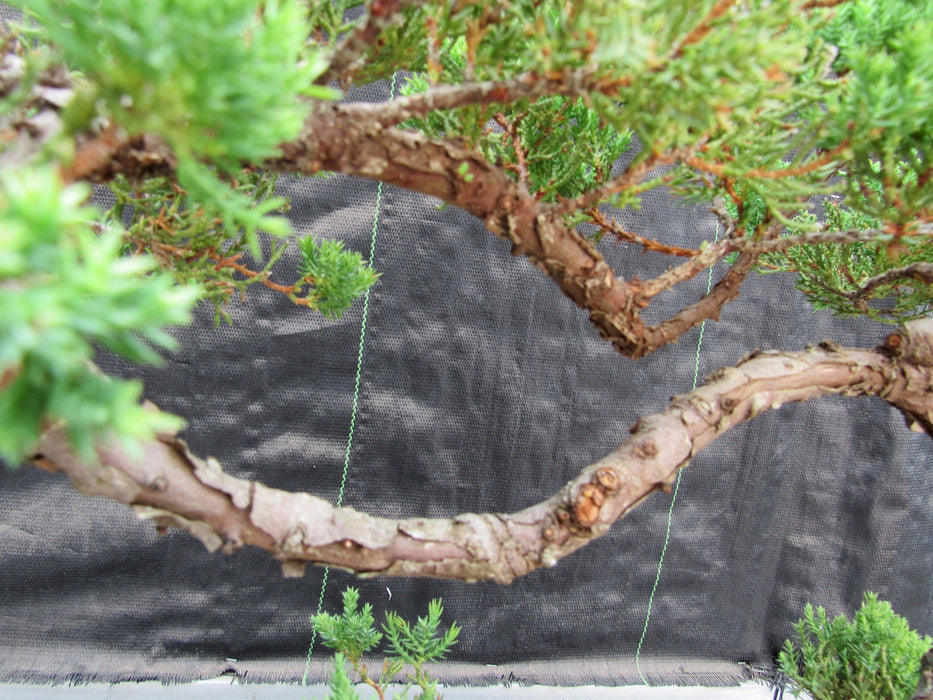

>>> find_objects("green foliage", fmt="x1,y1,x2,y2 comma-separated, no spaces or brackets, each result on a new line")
297,238,380,320
313,587,384,662
0,1,380,462
105,174,289,324
327,653,364,700
18,0,327,167
0,167,198,463
762,200,933,323
778,591,932,700
818,0,933,75
815,2,933,223
382,599,461,698
15,0,336,256
311,587,460,700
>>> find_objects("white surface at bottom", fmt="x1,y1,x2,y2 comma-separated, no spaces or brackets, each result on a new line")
0,680,786,698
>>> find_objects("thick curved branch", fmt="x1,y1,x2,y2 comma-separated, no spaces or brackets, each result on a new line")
27,322,933,583
272,101,751,357
29,61,931,358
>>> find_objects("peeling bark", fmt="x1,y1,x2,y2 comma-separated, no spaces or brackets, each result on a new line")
27,330,933,583
270,101,679,357
12,46,759,357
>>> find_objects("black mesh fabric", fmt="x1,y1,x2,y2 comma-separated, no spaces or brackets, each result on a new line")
0,30,931,686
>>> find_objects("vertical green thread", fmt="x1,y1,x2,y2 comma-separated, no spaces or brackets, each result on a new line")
301,72,398,688
634,223,720,685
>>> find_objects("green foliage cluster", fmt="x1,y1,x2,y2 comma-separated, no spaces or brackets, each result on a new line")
818,5,933,224
105,173,379,324
819,0,933,76
312,587,460,700
778,591,932,700
0,167,198,463
105,173,289,323
388,2,829,200
694,0,933,322
14,0,334,256
763,200,933,323
0,1,381,462
297,238,380,320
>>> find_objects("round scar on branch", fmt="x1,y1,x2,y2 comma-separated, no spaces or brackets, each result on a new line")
595,467,619,491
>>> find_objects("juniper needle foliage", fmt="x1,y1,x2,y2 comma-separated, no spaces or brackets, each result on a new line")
0,168,198,463
312,587,460,700
16,0,333,253
778,591,932,700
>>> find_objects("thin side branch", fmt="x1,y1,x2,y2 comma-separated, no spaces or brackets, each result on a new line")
586,207,700,258
634,238,734,299
685,144,847,181
315,0,416,88
342,71,596,129
731,224,933,255
28,325,933,583
843,262,933,313
647,249,759,345
549,148,689,216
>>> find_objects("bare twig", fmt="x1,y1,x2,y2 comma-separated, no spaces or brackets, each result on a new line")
634,238,735,299
363,72,592,128
685,144,847,181
585,207,699,258
730,224,933,255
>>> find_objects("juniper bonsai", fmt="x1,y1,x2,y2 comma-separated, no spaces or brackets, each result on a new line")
3,0,933,582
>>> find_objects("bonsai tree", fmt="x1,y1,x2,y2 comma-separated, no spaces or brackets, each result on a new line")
2,0,933,583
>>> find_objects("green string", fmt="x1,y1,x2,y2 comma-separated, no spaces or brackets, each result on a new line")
634,223,720,686
301,73,398,688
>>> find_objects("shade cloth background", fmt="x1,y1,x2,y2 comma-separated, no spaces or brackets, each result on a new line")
0,11,931,686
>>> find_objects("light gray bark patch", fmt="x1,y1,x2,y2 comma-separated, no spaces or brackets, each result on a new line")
132,505,224,553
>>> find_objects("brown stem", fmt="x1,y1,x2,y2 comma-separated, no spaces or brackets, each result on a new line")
586,207,699,258
842,262,933,313
800,0,853,9
315,0,415,88
646,249,759,346
672,0,736,59
340,71,595,130
731,224,933,255
353,660,385,700
549,149,688,217
635,239,734,299
27,326,933,583
493,112,530,189
685,144,847,182
207,249,311,303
